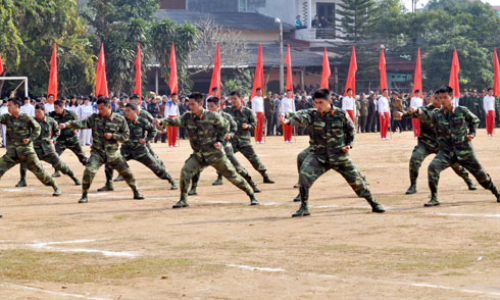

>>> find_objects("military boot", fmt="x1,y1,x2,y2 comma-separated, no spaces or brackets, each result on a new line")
69,173,81,186
250,194,259,206
490,184,500,202
248,177,261,193
52,170,61,178
133,190,145,200
188,187,197,196
163,173,178,190
212,174,223,186
15,179,27,187
293,193,301,202
405,183,417,195
424,195,440,207
173,196,189,209
293,183,299,188
366,196,385,213
78,192,88,203
114,175,124,182
292,187,310,217
263,173,275,184
97,182,114,192
52,185,62,197
466,179,477,191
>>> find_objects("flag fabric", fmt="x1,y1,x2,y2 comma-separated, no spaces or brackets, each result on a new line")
208,44,221,98
379,47,387,92
284,44,293,93
448,47,460,98
169,42,178,96
95,43,109,98
494,47,500,97
133,44,142,102
250,44,264,100
344,46,357,96
412,48,422,97
321,47,331,89
47,43,58,103
0,53,3,75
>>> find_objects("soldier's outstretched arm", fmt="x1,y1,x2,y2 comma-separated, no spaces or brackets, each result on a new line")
27,115,41,141
64,116,91,130
158,115,184,128
286,110,313,127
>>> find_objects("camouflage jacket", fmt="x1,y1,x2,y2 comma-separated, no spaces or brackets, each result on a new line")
286,109,315,146
219,110,238,148
0,112,40,156
159,109,228,162
404,103,439,151
121,116,156,154
287,107,355,157
424,106,479,159
49,109,79,140
139,108,154,123
33,116,60,154
223,105,256,146
65,112,129,153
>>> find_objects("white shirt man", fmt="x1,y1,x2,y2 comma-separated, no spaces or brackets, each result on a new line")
251,89,265,143
410,92,423,139
484,94,495,112
280,91,296,143
280,96,296,114
378,92,391,140
484,89,496,136
79,100,94,145
166,94,181,147
410,96,423,109
0,101,8,147
251,95,264,115
342,95,356,114
378,96,390,114
45,95,55,113
20,99,35,116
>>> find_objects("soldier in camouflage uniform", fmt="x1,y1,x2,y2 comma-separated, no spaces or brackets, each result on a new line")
15,104,81,187
280,89,385,217
99,103,177,191
59,97,144,203
105,94,167,186
400,94,476,195
50,100,88,177
222,90,274,185
154,93,258,208
188,97,260,195
417,86,500,206
0,98,61,196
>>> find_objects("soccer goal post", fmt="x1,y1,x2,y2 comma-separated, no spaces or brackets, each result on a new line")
0,77,29,98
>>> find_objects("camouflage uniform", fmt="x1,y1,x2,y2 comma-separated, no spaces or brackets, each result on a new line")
102,115,176,189
159,109,257,208
49,109,88,167
139,109,165,168
0,113,60,194
223,105,273,183
403,103,475,194
286,107,384,217
17,116,80,186
189,110,259,194
422,105,499,205
65,112,142,203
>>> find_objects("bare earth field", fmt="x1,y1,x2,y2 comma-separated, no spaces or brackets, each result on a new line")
1,131,500,300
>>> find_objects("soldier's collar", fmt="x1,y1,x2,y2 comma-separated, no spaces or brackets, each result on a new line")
128,116,138,125
102,112,114,122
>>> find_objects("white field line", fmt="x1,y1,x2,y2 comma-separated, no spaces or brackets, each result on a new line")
226,263,500,298
26,239,139,258
0,283,112,300
432,212,500,219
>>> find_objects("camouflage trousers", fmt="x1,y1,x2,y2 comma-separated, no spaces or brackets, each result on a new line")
410,143,471,185
428,151,498,198
103,147,175,184
56,136,88,166
20,149,77,181
0,150,57,188
191,144,255,189
147,142,166,169
233,143,267,176
299,152,371,202
83,150,137,193
180,151,254,200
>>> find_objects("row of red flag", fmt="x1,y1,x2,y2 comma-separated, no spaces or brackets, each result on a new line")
0,44,499,102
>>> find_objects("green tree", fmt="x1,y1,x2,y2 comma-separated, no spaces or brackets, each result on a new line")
336,0,376,44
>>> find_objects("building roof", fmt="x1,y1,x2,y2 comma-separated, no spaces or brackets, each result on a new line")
156,10,295,32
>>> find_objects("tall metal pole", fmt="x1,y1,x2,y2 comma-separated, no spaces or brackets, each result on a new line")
278,19,284,94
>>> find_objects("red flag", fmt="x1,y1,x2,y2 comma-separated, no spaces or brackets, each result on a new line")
379,47,387,92
344,46,357,96
412,48,422,97
208,44,221,98
169,42,178,96
95,43,109,98
284,44,293,93
133,44,142,102
494,47,500,97
0,53,3,75
321,47,331,89
448,47,460,98
250,44,264,100
47,43,58,103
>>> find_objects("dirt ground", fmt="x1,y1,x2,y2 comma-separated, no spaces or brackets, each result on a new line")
1,131,500,300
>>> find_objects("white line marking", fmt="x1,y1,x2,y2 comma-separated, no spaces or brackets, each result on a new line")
2,188,34,192
226,264,285,272
0,283,112,300
27,239,139,258
433,212,500,218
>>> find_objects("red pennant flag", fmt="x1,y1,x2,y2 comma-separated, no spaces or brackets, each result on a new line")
208,44,221,98
250,44,265,101
448,47,460,98
344,46,357,96
47,43,58,103
412,48,422,97
321,47,331,89
95,43,109,98
379,47,388,92
284,44,293,93
0,53,3,75
133,44,142,102
494,47,500,97
169,42,178,96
